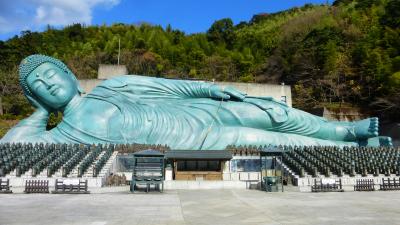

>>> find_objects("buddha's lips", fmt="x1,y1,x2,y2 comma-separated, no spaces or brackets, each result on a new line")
49,85,60,95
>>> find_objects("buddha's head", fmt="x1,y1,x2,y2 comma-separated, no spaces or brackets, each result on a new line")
19,54,84,110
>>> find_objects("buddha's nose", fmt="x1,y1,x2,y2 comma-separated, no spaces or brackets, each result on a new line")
47,84,55,89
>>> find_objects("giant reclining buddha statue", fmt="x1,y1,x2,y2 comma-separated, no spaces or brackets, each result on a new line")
0,55,393,149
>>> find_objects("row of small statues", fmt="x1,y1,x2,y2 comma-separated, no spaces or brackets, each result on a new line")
225,145,274,155
105,174,127,186
226,144,399,151
114,144,170,154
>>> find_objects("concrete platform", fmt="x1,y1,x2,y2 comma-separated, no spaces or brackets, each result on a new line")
0,188,400,225
164,180,248,189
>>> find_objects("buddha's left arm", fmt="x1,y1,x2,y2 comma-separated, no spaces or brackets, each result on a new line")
96,75,244,100
153,77,219,99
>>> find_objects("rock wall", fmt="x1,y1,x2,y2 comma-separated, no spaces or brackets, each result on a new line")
97,64,128,79
323,107,367,121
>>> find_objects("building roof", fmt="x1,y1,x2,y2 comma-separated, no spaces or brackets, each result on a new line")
133,149,164,157
259,147,284,157
165,150,232,160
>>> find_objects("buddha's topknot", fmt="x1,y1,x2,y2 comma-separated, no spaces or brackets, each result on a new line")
19,54,75,96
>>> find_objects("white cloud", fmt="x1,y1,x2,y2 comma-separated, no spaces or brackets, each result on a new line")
0,0,120,35
32,0,120,26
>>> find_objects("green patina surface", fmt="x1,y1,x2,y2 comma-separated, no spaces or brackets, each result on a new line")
0,55,393,148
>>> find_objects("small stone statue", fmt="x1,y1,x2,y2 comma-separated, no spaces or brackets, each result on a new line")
0,55,392,149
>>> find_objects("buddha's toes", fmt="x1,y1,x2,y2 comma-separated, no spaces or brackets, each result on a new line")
379,136,393,147
354,117,379,139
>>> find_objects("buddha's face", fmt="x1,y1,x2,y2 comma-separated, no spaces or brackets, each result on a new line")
26,62,78,109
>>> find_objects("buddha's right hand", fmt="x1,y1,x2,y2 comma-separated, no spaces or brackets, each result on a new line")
26,95,50,115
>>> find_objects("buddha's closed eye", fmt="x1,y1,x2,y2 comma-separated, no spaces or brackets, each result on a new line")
32,81,43,91
45,69,56,78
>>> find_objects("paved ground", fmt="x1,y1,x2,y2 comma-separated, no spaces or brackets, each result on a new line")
1,187,400,225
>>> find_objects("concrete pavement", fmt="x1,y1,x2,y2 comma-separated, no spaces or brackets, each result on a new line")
0,187,399,225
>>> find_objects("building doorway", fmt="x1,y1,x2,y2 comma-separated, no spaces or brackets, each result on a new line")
165,150,232,181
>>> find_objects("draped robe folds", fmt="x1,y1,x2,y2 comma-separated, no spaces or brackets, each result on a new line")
0,75,359,149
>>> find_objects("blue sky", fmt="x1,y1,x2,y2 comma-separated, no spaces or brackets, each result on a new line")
0,0,333,41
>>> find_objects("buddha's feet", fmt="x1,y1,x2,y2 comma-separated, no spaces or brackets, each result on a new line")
379,136,393,147
354,117,379,139
360,136,393,147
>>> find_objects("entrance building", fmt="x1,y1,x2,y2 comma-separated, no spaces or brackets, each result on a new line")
115,147,268,185
165,150,232,181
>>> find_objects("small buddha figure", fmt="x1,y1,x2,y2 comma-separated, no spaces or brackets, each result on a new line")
0,55,392,149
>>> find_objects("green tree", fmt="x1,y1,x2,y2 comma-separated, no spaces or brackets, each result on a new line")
207,18,235,48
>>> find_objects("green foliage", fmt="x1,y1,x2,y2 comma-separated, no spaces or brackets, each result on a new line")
333,0,355,6
380,0,400,28
355,0,381,9
47,112,63,130
0,0,399,127
207,18,235,48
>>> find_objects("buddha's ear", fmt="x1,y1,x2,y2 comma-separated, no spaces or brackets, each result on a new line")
77,84,86,95
67,68,85,95
73,76,85,95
